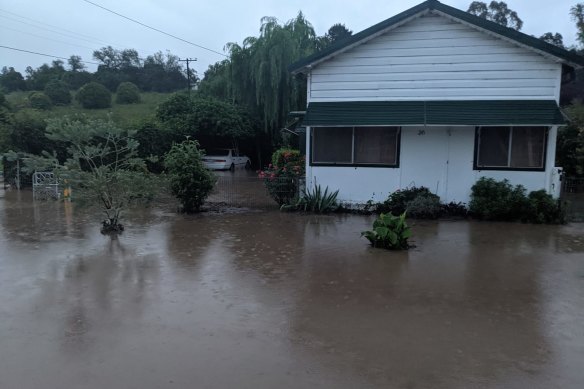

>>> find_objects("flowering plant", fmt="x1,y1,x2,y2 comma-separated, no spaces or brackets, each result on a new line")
258,148,305,205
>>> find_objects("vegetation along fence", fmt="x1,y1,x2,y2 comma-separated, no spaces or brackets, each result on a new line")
207,174,305,209
561,177,584,221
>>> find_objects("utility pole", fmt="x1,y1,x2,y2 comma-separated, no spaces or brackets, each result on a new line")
179,58,197,97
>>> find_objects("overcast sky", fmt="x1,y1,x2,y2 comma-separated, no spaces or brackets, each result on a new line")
0,0,580,76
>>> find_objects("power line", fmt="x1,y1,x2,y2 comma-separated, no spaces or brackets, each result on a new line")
81,0,228,57
0,45,101,65
0,25,96,51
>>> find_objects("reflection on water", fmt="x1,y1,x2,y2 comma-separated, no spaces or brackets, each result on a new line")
0,190,583,389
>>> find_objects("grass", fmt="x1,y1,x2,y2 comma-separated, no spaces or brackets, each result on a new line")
6,91,172,127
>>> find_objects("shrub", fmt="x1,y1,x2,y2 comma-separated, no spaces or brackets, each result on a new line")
116,82,141,104
469,178,530,221
378,186,439,215
259,148,305,206
526,190,565,224
441,202,469,218
292,185,339,213
165,139,216,213
28,92,52,110
406,194,441,219
361,212,411,250
76,82,111,109
44,80,71,105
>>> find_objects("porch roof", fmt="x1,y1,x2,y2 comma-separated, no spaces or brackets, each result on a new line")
301,100,566,127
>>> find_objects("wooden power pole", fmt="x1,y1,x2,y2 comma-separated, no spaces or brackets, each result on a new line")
179,58,197,97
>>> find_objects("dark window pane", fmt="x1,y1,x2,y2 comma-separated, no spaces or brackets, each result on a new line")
478,127,510,167
510,127,546,168
312,127,353,163
354,127,398,164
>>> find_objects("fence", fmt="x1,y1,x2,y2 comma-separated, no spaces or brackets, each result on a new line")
561,177,584,221
207,173,305,209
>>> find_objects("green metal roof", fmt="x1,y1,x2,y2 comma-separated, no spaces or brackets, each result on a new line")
290,0,584,73
302,100,566,126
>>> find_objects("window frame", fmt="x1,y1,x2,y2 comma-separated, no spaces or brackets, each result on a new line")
310,126,401,168
473,126,548,172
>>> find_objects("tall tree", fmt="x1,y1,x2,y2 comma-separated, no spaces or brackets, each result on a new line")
467,1,523,30
572,3,584,46
320,23,353,48
67,55,86,72
539,32,564,47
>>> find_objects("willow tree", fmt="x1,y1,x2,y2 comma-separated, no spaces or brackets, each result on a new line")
217,12,318,142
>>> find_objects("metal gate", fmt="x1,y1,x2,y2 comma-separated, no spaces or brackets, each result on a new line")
561,177,584,221
32,172,60,200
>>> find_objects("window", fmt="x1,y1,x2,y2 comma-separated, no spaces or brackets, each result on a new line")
312,126,399,166
476,126,547,170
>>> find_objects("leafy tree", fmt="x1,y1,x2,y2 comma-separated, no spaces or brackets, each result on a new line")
572,3,584,46
156,94,256,140
557,102,584,176
0,67,27,92
76,82,112,109
24,116,156,233
539,32,564,47
164,139,216,213
24,61,67,90
319,23,353,48
116,81,141,104
28,92,52,110
44,80,71,105
67,55,86,72
62,70,93,90
467,1,523,30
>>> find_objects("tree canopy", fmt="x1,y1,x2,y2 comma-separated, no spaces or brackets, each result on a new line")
467,1,523,30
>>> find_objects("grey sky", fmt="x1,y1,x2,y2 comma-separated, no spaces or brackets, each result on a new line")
0,0,580,76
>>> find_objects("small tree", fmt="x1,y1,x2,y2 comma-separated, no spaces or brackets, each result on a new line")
76,81,111,109
116,81,141,104
28,92,52,110
44,80,71,105
164,139,216,213
23,115,155,234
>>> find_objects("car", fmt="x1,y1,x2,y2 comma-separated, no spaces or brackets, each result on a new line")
202,148,251,171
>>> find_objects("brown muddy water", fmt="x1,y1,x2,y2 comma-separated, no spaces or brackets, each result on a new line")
1,189,583,389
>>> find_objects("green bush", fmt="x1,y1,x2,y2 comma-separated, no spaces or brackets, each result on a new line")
441,202,468,218
115,82,141,104
361,212,411,250
526,190,565,224
76,82,111,109
406,194,442,219
164,139,216,213
259,148,305,206
378,186,439,215
469,178,530,221
43,80,71,105
28,92,52,110
291,184,339,213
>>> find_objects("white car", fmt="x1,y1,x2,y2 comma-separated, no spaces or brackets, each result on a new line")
202,149,251,171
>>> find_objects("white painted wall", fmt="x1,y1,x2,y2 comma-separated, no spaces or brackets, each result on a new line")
310,13,562,102
305,126,559,205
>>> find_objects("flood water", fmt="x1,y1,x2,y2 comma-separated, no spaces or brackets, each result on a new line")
1,189,583,389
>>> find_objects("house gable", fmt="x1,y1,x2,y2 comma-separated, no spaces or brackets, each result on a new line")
307,13,564,102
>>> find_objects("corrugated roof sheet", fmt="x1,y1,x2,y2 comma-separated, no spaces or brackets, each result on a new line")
302,100,566,126
290,0,584,73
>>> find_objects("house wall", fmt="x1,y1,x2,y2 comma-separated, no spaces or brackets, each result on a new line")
309,13,562,102
305,126,560,205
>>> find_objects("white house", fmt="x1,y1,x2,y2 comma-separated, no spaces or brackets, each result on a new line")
290,0,584,205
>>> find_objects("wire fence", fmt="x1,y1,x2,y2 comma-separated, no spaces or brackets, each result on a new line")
207,174,305,210
561,177,584,221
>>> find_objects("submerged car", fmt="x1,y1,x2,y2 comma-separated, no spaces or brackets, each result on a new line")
202,149,251,171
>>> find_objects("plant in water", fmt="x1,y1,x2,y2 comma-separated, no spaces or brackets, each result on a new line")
164,139,216,213
258,148,305,206
21,115,156,234
293,184,339,213
361,212,411,250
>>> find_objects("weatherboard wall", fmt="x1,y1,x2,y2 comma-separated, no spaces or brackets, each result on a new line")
309,13,563,102
305,126,561,204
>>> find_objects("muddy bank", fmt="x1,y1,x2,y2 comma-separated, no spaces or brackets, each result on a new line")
1,190,583,388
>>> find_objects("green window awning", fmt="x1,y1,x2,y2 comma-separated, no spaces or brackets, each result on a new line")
302,100,566,127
